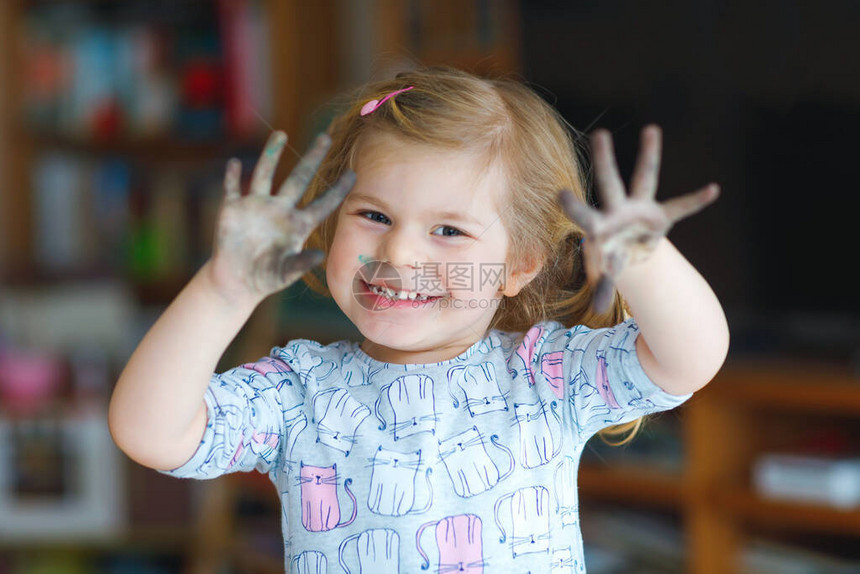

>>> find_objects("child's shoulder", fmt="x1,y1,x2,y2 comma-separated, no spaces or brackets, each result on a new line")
501,319,607,344
503,318,639,356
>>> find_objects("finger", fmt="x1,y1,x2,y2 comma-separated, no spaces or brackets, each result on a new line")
591,129,627,211
662,183,720,224
557,189,601,236
629,125,662,200
277,132,333,205
301,169,357,225
280,249,325,284
224,158,242,201
592,275,616,314
249,131,288,196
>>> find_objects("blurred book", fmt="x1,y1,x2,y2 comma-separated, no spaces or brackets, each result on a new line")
68,24,120,139
218,0,272,137
32,153,93,271
148,172,190,279
753,453,860,510
92,159,132,270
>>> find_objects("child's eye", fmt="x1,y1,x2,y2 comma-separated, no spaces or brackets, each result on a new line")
432,225,466,238
359,210,391,225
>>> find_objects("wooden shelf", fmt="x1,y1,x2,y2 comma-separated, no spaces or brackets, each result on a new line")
709,361,860,414
0,526,192,552
680,365,860,572
26,133,268,163
721,489,860,536
579,463,685,509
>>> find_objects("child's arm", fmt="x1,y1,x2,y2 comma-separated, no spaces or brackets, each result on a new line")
108,132,354,471
615,237,729,395
559,126,729,396
108,264,259,471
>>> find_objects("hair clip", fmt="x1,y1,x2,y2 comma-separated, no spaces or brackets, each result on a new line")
360,86,414,116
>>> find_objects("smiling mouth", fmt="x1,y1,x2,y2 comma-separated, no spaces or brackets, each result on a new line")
362,281,444,303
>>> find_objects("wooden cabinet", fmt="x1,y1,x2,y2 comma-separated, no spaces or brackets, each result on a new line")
580,361,860,573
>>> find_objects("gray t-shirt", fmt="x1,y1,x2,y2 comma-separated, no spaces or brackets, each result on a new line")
165,318,690,573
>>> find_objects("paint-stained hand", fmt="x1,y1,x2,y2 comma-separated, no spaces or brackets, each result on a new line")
210,131,355,302
558,125,719,313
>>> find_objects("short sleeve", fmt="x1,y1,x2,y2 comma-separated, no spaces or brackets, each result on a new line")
162,356,303,479
522,319,691,438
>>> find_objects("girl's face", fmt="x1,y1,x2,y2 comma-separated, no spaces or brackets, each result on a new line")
326,133,517,364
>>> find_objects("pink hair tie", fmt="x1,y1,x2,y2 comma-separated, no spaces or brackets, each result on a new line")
360,86,415,116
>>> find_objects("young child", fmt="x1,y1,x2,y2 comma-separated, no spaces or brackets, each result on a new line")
109,67,728,573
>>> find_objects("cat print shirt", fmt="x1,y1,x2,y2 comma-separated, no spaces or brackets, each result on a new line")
164,319,691,573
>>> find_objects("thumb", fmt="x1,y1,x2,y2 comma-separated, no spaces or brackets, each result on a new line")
279,249,325,283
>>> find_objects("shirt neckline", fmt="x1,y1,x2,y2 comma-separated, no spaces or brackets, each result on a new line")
351,335,490,369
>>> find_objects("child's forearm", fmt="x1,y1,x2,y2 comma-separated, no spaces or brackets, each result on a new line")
614,238,729,395
108,261,260,471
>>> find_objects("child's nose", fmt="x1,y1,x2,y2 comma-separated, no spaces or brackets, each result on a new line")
379,226,423,270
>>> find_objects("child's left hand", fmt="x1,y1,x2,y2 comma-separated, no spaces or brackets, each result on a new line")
558,125,719,312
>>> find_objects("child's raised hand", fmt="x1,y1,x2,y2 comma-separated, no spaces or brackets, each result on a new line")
558,125,719,313
210,131,355,303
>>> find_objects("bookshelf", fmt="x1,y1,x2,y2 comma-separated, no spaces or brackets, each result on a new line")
0,1,337,572
0,0,521,572
580,360,860,573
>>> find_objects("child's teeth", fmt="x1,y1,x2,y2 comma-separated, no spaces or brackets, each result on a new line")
369,283,435,301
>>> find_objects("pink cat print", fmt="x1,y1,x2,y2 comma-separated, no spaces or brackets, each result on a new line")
298,463,357,532
241,357,292,375
541,351,565,400
513,326,546,387
595,353,621,409
416,514,484,573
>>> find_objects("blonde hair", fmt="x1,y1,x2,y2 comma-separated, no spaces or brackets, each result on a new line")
301,66,641,443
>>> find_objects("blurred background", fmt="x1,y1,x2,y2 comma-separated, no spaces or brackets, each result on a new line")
0,1,858,573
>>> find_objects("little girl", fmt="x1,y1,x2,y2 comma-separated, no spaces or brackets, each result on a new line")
109,67,728,573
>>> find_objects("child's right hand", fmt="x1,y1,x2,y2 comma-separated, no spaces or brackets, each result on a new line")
209,131,355,304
